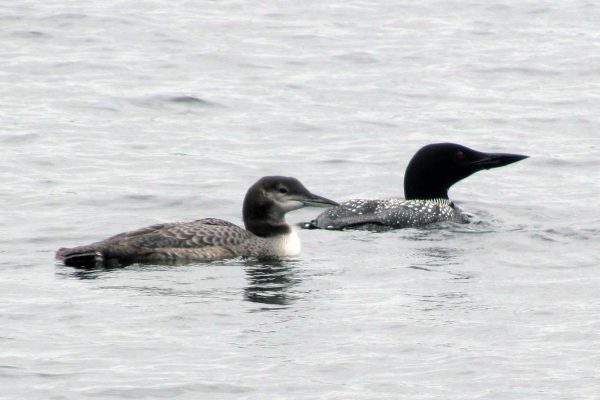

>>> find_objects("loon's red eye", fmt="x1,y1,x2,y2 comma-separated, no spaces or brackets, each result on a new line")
455,151,465,161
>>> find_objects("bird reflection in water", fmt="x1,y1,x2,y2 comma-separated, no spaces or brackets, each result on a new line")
56,258,302,307
243,259,301,307
405,244,478,312
410,246,460,270
55,263,115,280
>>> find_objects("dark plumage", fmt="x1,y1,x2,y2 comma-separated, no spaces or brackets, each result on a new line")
303,143,528,230
56,176,338,267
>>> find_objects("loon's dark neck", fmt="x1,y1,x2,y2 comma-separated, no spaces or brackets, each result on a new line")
403,164,451,200
404,182,449,200
244,218,292,238
242,193,291,238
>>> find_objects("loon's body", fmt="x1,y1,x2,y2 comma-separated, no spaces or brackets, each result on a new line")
56,176,337,267
305,143,528,230
312,198,466,230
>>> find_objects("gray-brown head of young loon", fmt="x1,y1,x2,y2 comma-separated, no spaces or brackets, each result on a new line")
242,176,339,237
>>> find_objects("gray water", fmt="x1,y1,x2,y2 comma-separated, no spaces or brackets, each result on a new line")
2,1,599,399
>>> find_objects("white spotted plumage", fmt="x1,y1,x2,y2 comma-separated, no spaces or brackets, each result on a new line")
310,198,465,230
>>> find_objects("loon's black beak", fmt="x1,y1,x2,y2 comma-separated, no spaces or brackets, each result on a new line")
301,193,339,208
469,152,529,170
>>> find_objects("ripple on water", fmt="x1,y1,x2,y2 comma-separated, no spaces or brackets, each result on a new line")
530,227,600,243
334,51,381,64
1,133,41,144
474,66,563,76
9,30,53,39
130,95,221,111
86,383,254,398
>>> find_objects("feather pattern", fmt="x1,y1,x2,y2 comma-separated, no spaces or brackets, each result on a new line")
56,176,338,267
308,198,466,230
303,143,527,230
56,218,297,267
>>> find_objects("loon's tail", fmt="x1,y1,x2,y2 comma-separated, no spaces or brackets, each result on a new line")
56,245,103,268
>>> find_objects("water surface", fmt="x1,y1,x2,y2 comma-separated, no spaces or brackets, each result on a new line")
1,1,599,399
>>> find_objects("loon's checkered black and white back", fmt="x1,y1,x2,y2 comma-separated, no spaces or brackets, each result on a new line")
307,198,467,230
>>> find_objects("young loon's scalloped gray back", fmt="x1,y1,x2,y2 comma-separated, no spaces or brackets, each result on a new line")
56,176,338,267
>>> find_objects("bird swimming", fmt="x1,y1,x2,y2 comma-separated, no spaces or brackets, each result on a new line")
303,143,528,230
56,176,338,267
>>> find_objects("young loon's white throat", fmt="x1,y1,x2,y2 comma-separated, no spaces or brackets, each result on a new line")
268,228,301,256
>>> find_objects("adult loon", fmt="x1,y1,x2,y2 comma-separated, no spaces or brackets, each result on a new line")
303,143,528,230
56,176,338,267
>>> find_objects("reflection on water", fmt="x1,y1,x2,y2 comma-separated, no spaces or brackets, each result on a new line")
55,261,174,280
243,259,301,307
415,291,477,315
55,258,303,307
414,246,474,281
399,224,477,281
408,246,463,272
55,263,112,280
407,244,476,313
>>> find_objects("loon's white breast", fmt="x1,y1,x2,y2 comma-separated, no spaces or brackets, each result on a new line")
267,228,301,256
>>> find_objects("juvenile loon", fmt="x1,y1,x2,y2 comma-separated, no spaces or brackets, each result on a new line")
303,143,528,230
56,176,338,267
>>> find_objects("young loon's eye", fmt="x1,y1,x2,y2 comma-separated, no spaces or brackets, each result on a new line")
278,187,288,194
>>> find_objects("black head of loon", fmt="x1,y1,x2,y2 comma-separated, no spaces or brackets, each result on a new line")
403,143,529,200
243,176,339,237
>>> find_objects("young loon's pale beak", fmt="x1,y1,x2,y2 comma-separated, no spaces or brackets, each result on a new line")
299,192,339,208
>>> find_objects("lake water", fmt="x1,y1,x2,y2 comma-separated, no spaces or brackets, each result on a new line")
1,1,599,399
